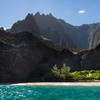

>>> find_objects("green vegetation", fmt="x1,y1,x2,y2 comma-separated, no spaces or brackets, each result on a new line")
41,64,72,81
71,70,100,81
42,64,100,82
51,64,71,81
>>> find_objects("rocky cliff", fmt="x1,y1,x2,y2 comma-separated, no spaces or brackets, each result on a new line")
9,13,100,49
0,30,77,82
10,13,76,48
79,44,100,70
10,13,40,37
0,29,100,82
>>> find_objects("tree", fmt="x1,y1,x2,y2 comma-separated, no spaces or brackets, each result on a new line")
60,64,71,80
61,64,70,74
51,64,71,81
51,64,60,78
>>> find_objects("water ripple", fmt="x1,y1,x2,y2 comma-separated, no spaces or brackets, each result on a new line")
0,85,99,100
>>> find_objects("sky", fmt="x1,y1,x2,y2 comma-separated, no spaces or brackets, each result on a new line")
0,0,100,28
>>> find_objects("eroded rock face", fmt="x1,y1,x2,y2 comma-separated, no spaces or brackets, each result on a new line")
0,30,76,82
10,14,41,37
9,13,100,49
78,44,100,70
1,24,100,82
10,13,76,48
0,30,42,82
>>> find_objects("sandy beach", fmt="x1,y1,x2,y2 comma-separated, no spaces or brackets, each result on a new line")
12,82,100,86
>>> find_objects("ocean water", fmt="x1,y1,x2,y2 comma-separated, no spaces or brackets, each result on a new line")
0,85,100,100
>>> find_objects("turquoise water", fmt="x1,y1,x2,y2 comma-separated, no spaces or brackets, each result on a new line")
0,85,100,100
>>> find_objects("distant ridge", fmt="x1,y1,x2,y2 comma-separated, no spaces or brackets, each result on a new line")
9,13,76,48
9,12,100,49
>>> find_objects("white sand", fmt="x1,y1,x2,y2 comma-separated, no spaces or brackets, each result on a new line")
12,82,100,86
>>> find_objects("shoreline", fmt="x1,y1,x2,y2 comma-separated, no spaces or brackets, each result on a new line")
12,82,100,86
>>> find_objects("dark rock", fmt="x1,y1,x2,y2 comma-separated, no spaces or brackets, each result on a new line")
10,13,76,48
0,30,76,82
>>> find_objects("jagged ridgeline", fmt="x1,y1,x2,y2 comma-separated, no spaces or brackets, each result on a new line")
9,13,76,49
0,12,100,83
8,13,100,49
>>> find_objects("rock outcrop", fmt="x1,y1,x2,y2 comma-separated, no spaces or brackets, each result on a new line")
9,13,100,49
0,29,100,82
79,44,100,70
0,30,76,82
10,13,76,48
10,14,41,37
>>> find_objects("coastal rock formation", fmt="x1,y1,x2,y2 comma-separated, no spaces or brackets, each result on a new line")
0,29,100,82
1,13,100,82
79,44,100,70
10,13,41,37
0,30,76,82
9,13,100,49
10,13,76,48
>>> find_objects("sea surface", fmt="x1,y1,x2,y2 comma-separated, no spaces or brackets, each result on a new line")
0,85,100,100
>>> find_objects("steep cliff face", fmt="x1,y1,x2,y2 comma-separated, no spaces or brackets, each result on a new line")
78,44,100,70
0,30,44,82
0,29,100,82
58,20,90,49
33,14,100,49
88,23,100,48
77,23,100,48
10,13,76,48
0,30,77,82
34,13,76,48
10,14,41,37
9,13,100,49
